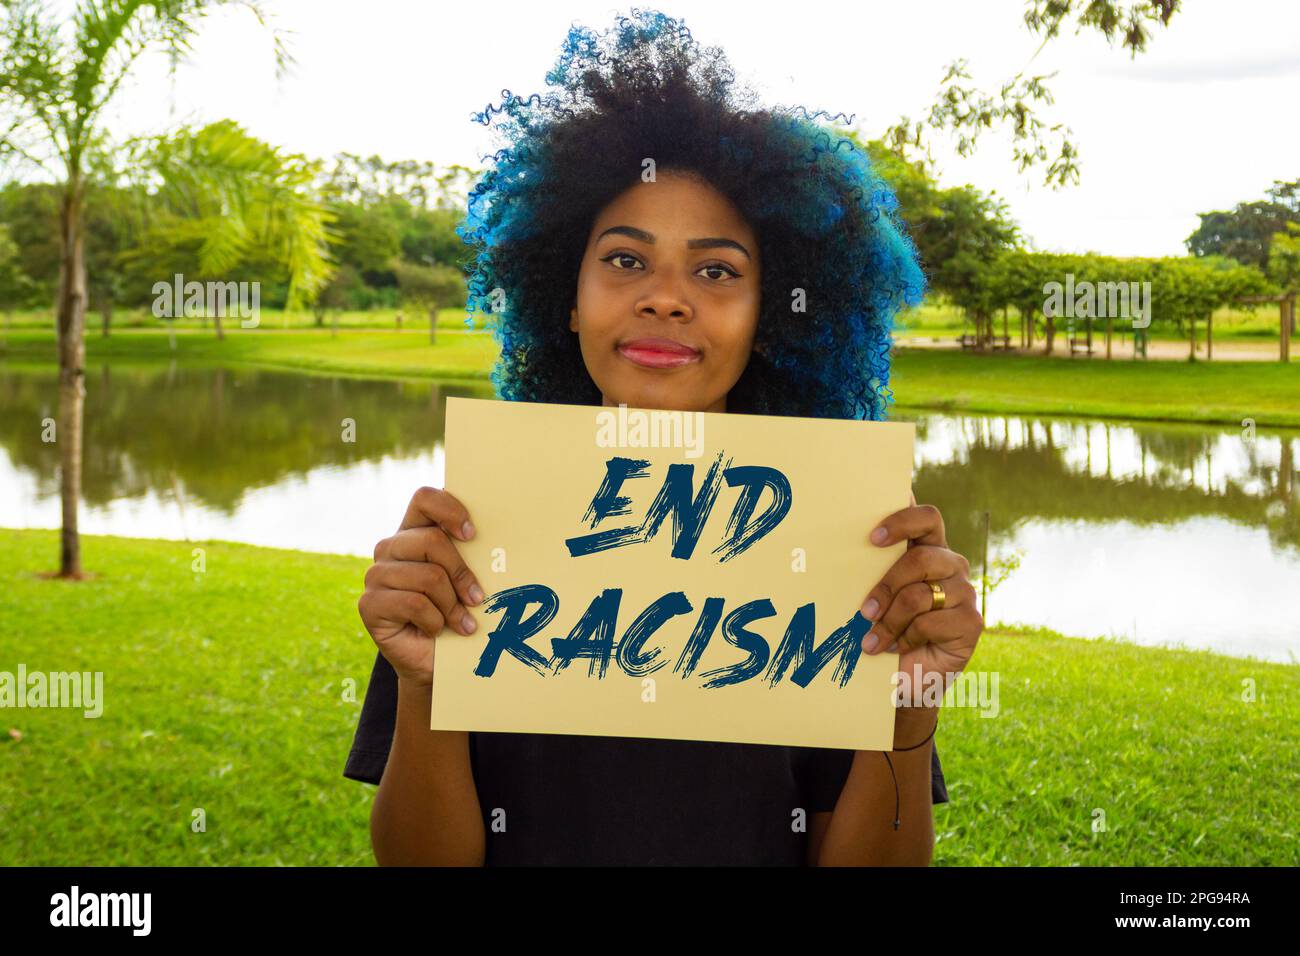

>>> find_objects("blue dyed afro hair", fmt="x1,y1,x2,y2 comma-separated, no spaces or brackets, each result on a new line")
457,7,926,421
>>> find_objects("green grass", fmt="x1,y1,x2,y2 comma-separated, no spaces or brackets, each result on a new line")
894,299,967,338
0,325,498,382
5,323,1300,425
0,529,376,866
2,306,491,332
1,528,1295,865
932,621,1299,865
7,297,1287,341
890,348,1300,427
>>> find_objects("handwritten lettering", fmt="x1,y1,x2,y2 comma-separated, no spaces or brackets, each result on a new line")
474,453,856,688
565,451,792,561
476,585,867,689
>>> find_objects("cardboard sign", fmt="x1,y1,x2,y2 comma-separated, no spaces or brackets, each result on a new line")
432,397,914,750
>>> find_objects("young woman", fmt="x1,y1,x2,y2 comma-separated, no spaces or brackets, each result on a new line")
344,8,983,866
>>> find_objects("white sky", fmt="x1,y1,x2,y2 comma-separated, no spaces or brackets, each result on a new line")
103,0,1300,257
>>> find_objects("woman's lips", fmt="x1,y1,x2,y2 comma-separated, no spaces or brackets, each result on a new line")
617,337,701,369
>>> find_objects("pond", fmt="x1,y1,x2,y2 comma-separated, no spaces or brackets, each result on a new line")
2,362,1296,663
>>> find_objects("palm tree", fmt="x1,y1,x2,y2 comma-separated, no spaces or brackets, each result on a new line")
0,1,321,577
121,118,336,339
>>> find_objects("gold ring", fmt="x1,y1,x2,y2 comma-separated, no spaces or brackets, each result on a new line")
927,581,946,611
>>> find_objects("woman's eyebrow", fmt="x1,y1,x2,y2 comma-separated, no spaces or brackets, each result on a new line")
687,236,752,260
596,225,751,261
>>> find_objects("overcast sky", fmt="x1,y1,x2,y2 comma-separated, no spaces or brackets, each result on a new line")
105,0,1300,257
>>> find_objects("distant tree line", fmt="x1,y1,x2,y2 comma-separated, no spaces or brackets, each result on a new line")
861,134,1295,350
964,250,1270,356
1185,178,1300,287
0,139,473,325
3,129,1294,347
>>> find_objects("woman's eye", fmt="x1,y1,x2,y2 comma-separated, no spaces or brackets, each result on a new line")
698,263,740,281
602,253,643,270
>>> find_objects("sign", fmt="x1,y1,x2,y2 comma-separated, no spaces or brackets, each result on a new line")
432,397,914,750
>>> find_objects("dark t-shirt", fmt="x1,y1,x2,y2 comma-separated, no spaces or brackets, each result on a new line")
344,651,949,865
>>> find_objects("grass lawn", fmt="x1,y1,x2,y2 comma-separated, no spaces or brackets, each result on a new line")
889,348,1300,427
1,528,1295,866
5,325,1300,426
0,325,498,382
7,297,1288,342
2,306,491,333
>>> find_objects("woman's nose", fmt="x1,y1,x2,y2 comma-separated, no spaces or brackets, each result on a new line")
636,267,693,321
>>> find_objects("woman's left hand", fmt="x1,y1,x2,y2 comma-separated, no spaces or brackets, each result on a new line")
858,497,983,684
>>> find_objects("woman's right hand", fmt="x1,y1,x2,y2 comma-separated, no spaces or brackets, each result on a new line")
357,486,486,689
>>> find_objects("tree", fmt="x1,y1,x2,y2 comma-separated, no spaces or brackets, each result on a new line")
0,221,38,344
1185,179,1300,270
120,119,335,338
329,201,401,280
313,261,357,333
1268,223,1300,292
1266,222,1299,336
0,179,60,302
0,0,292,578
863,136,1020,334
391,258,463,344
971,249,1270,358
0,169,143,331
81,154,143,338
315,152,474,310
885,0,1182,188
319,152,476,211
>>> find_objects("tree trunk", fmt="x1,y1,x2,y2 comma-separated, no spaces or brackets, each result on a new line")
56,177,88,578
1044,314,1055,355
100,295,112,338
214,299,224,341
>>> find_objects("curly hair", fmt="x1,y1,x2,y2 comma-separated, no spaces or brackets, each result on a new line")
456,7,926,421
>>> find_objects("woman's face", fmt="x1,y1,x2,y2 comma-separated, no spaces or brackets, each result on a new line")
569,170,761,413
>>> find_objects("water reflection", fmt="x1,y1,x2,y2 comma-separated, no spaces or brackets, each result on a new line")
0,364,490,511
904,415,1300,559
1,364,1296,662
0,364,493,555
897,413,1298,663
